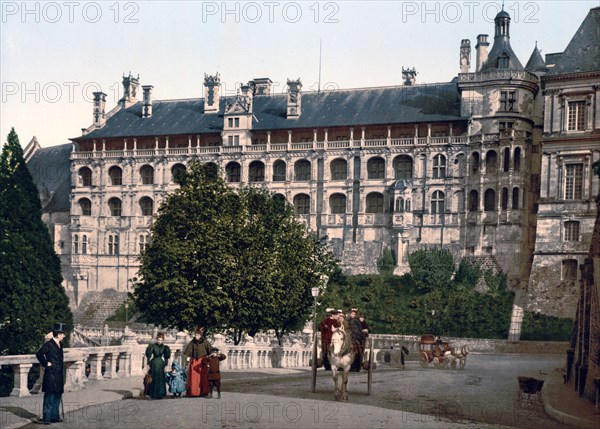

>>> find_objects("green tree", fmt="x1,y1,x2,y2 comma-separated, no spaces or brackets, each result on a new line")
377,248,396,276
133,162,337,344
0,128,73,355
407,249,455,292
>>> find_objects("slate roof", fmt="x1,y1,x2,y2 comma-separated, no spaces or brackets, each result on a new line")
547,7,600,75
26,143,72,212
79,83,464,140
525,45,548,72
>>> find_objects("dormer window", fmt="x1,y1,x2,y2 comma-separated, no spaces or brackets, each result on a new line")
498,53,509,69
228,118,233,128
234,118,240,127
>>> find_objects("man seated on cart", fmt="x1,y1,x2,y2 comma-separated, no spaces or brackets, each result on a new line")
319,308,340,371
347,308,366,372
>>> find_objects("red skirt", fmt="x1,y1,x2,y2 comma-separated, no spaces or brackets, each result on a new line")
187,357,210,397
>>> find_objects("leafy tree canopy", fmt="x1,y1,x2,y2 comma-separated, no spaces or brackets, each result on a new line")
0,128,73,355
407,248,455,292
133,162,337,344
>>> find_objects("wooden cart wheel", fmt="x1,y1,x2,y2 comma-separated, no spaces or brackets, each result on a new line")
420,352,429,368
367,338,374,395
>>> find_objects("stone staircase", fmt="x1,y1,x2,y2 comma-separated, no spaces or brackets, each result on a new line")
74,289,128,326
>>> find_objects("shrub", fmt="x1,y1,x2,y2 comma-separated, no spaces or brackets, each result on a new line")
520,312,572,341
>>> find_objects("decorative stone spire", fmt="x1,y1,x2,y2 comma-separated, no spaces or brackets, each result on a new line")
119,72,139,108
402,67,417,85
204,73,221,113
460,39,471,73
287,79,302,118
92,91,107,126
480,10,524,71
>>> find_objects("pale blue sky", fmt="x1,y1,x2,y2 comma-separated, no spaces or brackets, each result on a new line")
1,0,598,147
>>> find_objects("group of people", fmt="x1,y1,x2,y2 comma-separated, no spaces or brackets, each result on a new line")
319,307,370,372
144,327,227,400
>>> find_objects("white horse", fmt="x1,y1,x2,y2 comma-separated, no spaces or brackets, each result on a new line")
444,345,469,369
328,327,355,400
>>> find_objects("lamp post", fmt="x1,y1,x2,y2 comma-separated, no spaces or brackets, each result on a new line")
125,302,129,326
311,286,319,393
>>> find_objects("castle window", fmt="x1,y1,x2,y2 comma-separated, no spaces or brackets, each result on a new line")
294,194,310,215
295,160,311,181
139,234,150,253
234,135,240,145
226,162,241,183
469,190,479,212
471,152,480,175
108,198,122,216
567,101,586,131
498,53,510,69
228,118,233,128
79,167,92,186
82,235,87,255
109,166,122,186
564,164,583,200
396,197,404,212
140,165,154,185
503,148,510,172
562,259,577,281
73,235,79,254
140,197,154,216
564,221,580,242
394,155,413,179
330,159,347,180
234,118,240,128
499,91,516,112
249,161,265,182
79,198,92,216
330,193,346,214
367,157,385,179
501,188,508,210
228,136,233,145
485,150,498,172
171,163,186,183
272,160,287,182
512,187,520,210
108,234,119,256
499,121,513,131
514,147,521,172
484,189,496,212
431,191,445,222
432,154,446,179
366,192,384,213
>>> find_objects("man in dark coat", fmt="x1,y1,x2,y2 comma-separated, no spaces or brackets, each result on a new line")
35,323,66,425
319,308,340,371
347,308,365,371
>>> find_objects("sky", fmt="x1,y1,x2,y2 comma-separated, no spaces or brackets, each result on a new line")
1,0,598,148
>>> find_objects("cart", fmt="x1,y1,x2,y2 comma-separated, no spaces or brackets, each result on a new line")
419,334,451,368
517,376,544,406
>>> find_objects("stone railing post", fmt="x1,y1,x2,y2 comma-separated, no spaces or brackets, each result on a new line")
174,331,189,367
245,336,257,369
64,358,86,391
118,351,131,377
87,353,103,380
10,363,32,397
103,352,119,379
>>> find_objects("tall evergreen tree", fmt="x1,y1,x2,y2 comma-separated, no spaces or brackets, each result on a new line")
0,128,73,355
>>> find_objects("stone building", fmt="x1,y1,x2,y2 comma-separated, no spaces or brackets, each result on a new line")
24,8,600,324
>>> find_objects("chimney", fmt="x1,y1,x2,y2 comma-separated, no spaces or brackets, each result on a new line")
402,67,417,85
286,79,302,118
460,39,471,73
119,72,140,108
142,85,153,118
240,82,253,112
92,91,107,127
253,78,272,96
204,73,221,113
475,34,490,72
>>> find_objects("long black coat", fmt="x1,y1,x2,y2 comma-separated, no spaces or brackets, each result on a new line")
36,339,64,394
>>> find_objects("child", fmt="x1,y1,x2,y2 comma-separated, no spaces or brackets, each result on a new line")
165,361,186,398
202,348,226,399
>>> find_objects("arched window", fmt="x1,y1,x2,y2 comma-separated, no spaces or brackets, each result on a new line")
485,150,497,172
171,163,186,183
139,234,150,253
293,194,310,214
501,188,509,210
405,199,411,212
329,193,346,214
79,198,92,216
108,234,119,255
273,160,287,182
484,189,496,212
512,187,519,210
471,152,480,175
108,197,122,216
367,157,385,179
295,160,311,181
82,235,88,255
366,192,384,213
394,155,413,179
455,191,464,212
432,154,446,179
503,148,510,172
73,235,79,254
514,147,521,172
108,166,122,186
79,167,92,186
249,161,265,182
330,159,347,180
140,197,154,216
431,191,445,215
469,190,479,212
273,193,286,205
396,197,405,212
140,165,154,184
226,162,241,183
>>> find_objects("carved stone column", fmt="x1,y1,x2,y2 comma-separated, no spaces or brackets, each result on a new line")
10,364,32,397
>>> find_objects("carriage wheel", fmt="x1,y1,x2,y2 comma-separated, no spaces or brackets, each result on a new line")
420,352,429,368
367,339,373,395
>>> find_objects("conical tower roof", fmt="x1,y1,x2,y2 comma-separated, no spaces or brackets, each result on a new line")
525,43,547,72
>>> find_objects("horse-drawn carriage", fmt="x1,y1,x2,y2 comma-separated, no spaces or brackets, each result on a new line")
419,334,468,369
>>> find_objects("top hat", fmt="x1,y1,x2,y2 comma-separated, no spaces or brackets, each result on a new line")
325,307,334,314
194,327,205,335
329,309,339,315
53,323,66,333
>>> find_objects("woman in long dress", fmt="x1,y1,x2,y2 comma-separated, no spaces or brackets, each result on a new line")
184,328,213,397
145,332,171,399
